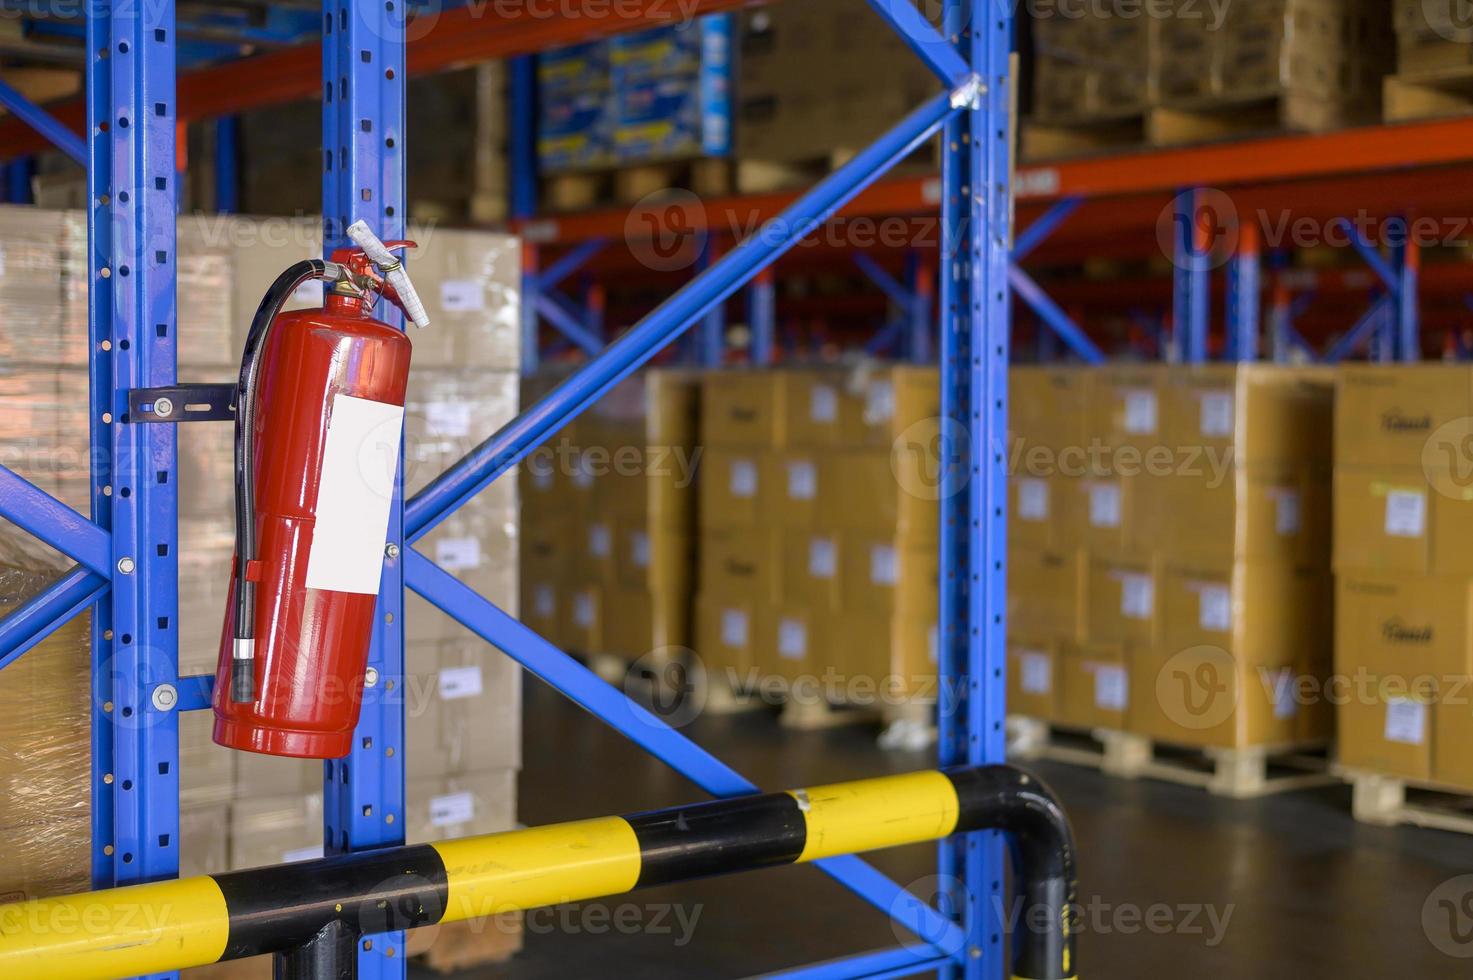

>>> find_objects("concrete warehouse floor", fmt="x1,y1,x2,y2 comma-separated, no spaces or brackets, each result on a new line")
422,677,1473,979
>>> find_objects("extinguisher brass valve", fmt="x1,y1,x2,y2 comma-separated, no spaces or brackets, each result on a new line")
346,220,431,330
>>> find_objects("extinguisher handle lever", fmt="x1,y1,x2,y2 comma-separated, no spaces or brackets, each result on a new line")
346,220,431,330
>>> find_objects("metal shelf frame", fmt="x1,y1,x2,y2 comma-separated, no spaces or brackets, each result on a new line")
0,1,1015,978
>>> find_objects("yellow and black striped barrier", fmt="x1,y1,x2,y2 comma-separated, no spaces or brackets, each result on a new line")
0,765,1077,980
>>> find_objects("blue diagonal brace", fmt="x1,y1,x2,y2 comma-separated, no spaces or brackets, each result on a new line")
538,238,608,290
1009,262,1106,364
406,90,960,541
757,947,952,979
0,465,113,575
0,566,108,670
535,292,603,355
1013,196,1081,261
853,252,913,310
0,77,87,166
404,548,966,954
861,0,971,86
1337,218,1398,292
1324,295,1394,364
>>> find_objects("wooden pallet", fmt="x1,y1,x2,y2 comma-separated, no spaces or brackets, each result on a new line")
543,157,732,212
1385,65,1473,122
1008,717,1334,800
735,139,939,195
778,696,881,731
1020,114,1148,162
1148,91,1371,148
1340,768,1473,835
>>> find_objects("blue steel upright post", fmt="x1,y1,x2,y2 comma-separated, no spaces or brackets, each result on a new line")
938,2,1010,978
321,0,409,974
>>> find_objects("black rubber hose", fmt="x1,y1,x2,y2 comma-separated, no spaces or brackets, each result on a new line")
948,765,1078,980
231,259,329,703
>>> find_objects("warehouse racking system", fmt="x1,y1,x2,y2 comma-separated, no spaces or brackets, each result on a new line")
0,1,1017,978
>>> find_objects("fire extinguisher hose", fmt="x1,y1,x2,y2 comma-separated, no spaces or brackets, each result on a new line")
230,259,333,703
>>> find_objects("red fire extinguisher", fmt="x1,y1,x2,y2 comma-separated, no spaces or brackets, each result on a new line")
212,221,431,759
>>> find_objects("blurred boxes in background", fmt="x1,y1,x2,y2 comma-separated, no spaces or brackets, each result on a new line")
1031,6,1154,121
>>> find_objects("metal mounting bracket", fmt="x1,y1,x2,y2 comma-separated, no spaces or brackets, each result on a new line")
128,384,237,423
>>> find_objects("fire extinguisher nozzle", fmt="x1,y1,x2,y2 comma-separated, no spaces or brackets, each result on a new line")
230,637,256,704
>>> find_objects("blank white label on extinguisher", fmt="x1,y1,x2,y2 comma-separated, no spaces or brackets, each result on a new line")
305,394,405,595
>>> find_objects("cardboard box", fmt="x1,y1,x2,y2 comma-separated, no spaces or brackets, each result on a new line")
780,531,843,610
1165,463,1330,567
580,516,618,584
179,709,237,806
180,804,230,878
771,451,827,529
701,370,787,448
408,639,522,777
1335,643,1437,781
588,369,701,529
406,768,517,844
695,594,757,683
1058,644,1130,730
1085,365,1168,452
564,581,604,653
520,578,562,648
1435,695,1473,790
1010,366,1089,456
229,793,325,870
1335,364,1473,468
699,449,771,528
1070,475,1161,561
1335,573,1473,680
1008,639,1060,721
1160,562,1332,667
823,450,939,541
850,366,939,449
699,527,780,603
613,521,693,596
839,533,938,616
1010,473,1079,551
1008,546,1084,642
1335,465,1473,577
1085,554,1160,646
1161,364,1334,469
1129,645,1308,750
785,368,865,448
834,611,938,702
755,604,832,684
603,586,691,659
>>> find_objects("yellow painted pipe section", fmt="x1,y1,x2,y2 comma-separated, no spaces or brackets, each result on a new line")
433,816,642,925
0,876,229,980
791,770,960,864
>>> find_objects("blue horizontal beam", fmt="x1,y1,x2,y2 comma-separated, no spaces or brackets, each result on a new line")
1009,263,1106,364
760,947,951,979
406,89,960,542
853,252,913,310
862,0,971,86
538,238,608,290
0,77,86,166
1324,295,1393,364
0,466,112,575
176,673,216,712
404,548,966,953
1013,196,1082,261
0,566,107,671
534,293,603,355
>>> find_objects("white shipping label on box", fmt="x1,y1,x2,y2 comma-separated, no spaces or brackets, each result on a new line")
1089,483,1122,529
1017,478,1049,522
1385,490,1428,538
778,619,807,660
430,791,476,827
435,536,481,572
588,523,612,558
1199,392,1235,438
426,401,472,438
1020,651,1052,695
870,545,899,586
533,584,555,618
1094,665,1128,711
305,394,404,595
787,460,818,501
1275,490,1302,535
721,609,749,648
730,459,758,498
1198,585,1232,632
282,845,324,864
531,466,555,491
928,624,939,665
1119,573,1153,620
438,665,484,701
570,455,595,491
808,537,837,579
573,592,595,628
810,384,838,423
1123,389,1158,435
631,530,651,568
439,279,486,313
866,380,895,424
1267,668,1298,721
1385,697,1428,745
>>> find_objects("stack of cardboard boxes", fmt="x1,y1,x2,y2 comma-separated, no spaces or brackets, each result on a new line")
695,366,939,712
519,369,702,670
1031,8,1154,122
1333,365,1473,790
1009,365,1335,751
